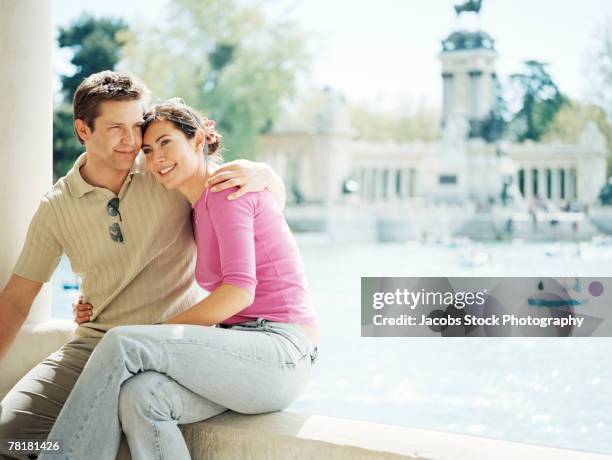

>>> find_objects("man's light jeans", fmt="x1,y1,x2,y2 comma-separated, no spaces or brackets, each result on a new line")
40,319,318,460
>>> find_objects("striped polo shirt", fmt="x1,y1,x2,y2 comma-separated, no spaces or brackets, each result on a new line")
13,153,201,338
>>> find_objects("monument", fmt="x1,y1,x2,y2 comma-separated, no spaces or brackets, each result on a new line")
258,0,608,239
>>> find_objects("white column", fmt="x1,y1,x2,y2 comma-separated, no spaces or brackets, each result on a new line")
371,169,378,202
394,169,402,200
524,168,532,200
362,168,369,201
358,168,366,200
573,167,580,201
397,170,404,198
386,169,395,201
538,167,547,199
442,73,454,121
551,168,560,202
563,167,570,201
400,169,410,198
0,0,53,324
409,168,416,197
368,168,376,201
513,170,520,197
376,169,385,201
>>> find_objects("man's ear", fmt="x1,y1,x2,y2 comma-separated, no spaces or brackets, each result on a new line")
74,119,91,143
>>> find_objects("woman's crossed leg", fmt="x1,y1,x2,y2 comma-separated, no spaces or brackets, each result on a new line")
40,322,313,460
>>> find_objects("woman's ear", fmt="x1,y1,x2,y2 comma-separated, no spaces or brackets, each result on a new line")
194,130,206,155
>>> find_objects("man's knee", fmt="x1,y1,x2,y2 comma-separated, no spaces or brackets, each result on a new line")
0,405,22,439
0,339,96,444
0,403,47,460
0,393,54,441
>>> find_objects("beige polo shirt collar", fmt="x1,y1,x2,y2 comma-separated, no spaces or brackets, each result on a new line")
66,152,146,199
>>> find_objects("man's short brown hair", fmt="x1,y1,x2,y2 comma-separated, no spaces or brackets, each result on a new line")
73,71,150,144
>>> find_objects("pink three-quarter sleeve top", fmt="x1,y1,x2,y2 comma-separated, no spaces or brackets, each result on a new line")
192,186,318,327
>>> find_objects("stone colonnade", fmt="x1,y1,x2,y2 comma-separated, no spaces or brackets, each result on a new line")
357,167,418,202
516,165,578,202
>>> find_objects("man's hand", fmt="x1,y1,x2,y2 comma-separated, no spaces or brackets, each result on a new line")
206,159,286,210
72,294,93,325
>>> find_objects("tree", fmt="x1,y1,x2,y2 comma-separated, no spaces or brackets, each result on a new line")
544,100,612,144
543,99,612,177
480,74,509,142
599,181,612,205
350,106,439,142
508,60,566,142
118,0,309,160
57,15,129,99
53,105,82,180
53,15,128,179
587,20,612,120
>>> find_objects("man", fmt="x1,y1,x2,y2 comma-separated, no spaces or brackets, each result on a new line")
0,71,285,456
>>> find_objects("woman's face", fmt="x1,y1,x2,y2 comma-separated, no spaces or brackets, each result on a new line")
141,120,203,189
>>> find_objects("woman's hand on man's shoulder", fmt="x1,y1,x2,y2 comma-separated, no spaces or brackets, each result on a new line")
206,160,272,201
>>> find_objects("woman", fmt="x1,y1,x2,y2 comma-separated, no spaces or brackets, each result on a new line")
44,99,319,460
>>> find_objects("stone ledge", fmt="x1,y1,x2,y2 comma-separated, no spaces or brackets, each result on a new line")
3,323,610,460
178,412,414,460
0,319,75,399
173,411,611,460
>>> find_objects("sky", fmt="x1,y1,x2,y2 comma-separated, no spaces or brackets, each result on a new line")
52,0,612,112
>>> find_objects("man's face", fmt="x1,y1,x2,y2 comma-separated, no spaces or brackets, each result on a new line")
79,100,144,172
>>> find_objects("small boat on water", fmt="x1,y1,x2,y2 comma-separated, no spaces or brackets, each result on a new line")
459,250,491,267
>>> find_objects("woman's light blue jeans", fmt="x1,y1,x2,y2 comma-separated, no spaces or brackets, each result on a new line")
40,319,318,460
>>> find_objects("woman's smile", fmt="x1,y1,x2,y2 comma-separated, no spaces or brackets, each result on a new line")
159,163,177,177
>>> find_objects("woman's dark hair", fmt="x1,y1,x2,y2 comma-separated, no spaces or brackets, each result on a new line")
143,98,222,162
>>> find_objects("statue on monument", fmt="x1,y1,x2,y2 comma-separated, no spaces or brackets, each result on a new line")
579,121,607,153
454,0,482,15
441,116,469,149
